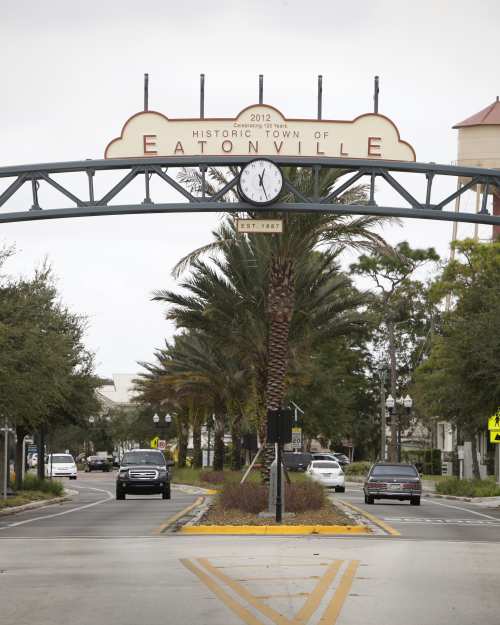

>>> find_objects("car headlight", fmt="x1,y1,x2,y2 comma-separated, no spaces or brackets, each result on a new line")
158,468,167,477
118,469,128,478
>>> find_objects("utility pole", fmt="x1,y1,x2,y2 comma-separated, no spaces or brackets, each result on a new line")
2,417,8,500
379,369,386,460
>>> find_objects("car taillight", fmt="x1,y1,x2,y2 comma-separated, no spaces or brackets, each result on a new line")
367,481,385,488
403,482,420,489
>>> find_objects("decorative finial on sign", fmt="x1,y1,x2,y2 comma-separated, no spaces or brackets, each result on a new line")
374,75,380,114
259,74,264,104
200,74,205,119
317,75,323,120
144,73,149,112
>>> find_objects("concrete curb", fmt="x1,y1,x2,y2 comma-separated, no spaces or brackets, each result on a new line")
154,496,206,534
0,493,71,516
180,524,370,535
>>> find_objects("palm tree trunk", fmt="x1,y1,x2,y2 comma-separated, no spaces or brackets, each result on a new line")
192,419,202,469
15,426,28,490
262,258,295,483
230,415,243,471
213,415,225,471
176,418,188,468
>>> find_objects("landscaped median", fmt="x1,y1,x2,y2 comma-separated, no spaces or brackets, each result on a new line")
0,475,67,514
175,475,370,535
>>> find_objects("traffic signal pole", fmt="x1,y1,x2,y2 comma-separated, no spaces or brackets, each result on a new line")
276,441,282,523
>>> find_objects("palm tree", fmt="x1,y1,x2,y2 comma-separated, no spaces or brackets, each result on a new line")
171,166,391,479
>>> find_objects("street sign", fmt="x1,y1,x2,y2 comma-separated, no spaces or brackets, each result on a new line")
158,439,166,451
291,427,302,449
150,436,159,449
490,431,500,444
488,411,500,430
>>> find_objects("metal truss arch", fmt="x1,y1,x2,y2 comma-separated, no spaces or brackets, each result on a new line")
0,155,499,225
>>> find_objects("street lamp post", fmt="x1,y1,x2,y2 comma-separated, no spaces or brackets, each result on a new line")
385,394,412,462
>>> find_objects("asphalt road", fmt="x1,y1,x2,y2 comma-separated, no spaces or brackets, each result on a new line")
1,473,499,625
337,483,500,542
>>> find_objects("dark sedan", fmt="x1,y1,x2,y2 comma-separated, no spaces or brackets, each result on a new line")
363,462,422,506
85,456,111,472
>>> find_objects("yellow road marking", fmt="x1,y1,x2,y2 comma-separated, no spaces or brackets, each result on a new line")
180,559,264,625
341,500,400,536
318,560,359,624
255,593,309,599
180,524,369,535
198,558,302,625
152,496,204,534
182,557,361,625
295,560,343,623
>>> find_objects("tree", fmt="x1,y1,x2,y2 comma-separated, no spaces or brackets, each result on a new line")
414,240,500,477
0,263,99,488
351,241,439,460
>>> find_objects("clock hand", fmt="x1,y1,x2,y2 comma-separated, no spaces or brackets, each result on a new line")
258,170,268,199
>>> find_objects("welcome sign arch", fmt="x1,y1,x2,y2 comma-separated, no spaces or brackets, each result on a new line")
1,85,499,227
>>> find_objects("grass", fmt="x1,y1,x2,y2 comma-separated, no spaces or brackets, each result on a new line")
0,477,65,510
436,477,500,498
171,466,307,488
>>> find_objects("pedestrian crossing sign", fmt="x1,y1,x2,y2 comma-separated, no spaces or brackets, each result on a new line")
490,431,500,444
150,436,159,449
488,411,500,431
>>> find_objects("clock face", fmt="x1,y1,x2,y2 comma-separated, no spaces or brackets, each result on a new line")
238,159,283,206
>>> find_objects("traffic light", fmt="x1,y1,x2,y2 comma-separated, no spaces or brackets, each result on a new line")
267,409,293,444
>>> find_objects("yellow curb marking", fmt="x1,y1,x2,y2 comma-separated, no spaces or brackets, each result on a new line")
318,560,359,624
180,524,370,535
340,500,400,536
180,559,263,625
152,496,204,534
296,560,342,623
182,557,359,625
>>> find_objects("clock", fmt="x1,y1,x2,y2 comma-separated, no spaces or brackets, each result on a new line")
238,159,283,206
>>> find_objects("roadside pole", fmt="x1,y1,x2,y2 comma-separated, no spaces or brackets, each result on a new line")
2,417,8,500
380,370,386,461
276,441,282,523
495,444,500,484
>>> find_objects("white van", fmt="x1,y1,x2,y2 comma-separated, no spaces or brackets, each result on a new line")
45,453,78,479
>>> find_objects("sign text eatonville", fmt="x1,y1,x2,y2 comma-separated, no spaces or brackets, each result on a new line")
105,104,416,161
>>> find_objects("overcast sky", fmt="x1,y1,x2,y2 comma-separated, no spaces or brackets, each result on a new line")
1,0,499,377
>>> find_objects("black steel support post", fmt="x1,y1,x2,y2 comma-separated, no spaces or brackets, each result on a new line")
144,73,149,112
276,438,282,523
200,74,205,119
374,75,379,113
259,74,263,104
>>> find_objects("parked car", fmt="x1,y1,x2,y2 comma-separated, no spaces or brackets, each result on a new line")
307,460,345,492
45,453,78,479
312,453,338,463
363,462,422,505
116,449,173,500
84,455,111,472
332,453,350,466
283,452,313,472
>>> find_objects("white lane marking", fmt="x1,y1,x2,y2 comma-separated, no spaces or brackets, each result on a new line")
423,497,500,520
0,485,113,530
382,517,500,526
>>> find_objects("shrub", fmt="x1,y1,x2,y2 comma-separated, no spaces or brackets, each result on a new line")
345,461,371,477
436,477,500,498
21,475,64,497
218,479,325,513
219,482,267,513
285,481,325,512
199,470,227,484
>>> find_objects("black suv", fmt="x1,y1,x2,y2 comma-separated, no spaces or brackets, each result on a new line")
283,452,313,472
116,449,172,500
